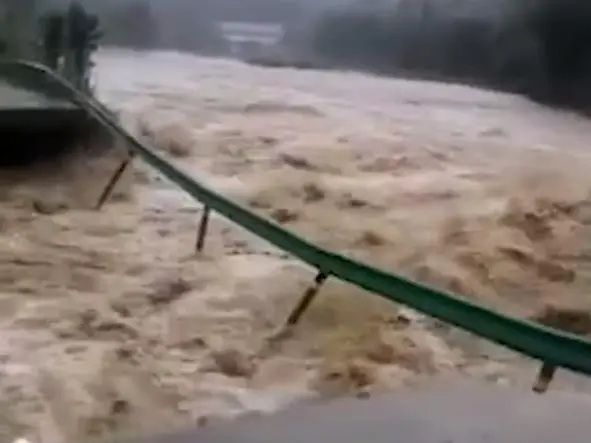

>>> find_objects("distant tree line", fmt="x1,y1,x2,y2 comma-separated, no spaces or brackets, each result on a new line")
89,0,225,54
310,0,591,110
98,1,158,49
79,0,591,111
86,0,306,55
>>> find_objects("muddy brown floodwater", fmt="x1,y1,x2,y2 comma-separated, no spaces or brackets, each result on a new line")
3,48,591,443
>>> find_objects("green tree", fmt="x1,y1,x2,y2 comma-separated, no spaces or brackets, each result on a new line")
100,0,158,49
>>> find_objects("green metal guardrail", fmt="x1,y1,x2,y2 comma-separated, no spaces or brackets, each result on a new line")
2,60,591,385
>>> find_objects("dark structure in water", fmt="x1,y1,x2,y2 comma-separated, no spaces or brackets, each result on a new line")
0,0,105,168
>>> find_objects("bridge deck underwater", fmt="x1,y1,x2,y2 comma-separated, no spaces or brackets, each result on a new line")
0,79,88,129
0,80,75,110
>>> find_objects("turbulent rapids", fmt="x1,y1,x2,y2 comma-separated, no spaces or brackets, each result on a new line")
0,47,591,442
3,1,591,442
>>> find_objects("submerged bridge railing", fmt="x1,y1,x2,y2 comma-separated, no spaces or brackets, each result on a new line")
2,60,590,392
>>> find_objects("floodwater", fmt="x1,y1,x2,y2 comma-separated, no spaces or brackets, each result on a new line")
3,48,591,443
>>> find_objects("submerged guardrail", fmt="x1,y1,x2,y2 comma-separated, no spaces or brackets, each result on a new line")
2,60,590,390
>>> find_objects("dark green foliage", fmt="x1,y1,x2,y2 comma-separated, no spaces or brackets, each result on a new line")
37,2,101,93
312,4,503,84
1,0,40,60
153,2,224,54
521,0,591,106
313,10,394,71
65,1,102,92
95,0,225,54
40,13,65,70
99,0,158,49
311,0,591,110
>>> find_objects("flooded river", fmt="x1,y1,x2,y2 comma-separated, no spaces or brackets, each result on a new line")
2,48,591,443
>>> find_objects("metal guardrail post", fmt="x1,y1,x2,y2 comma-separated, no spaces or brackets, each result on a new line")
195,206,211,252
285,271,329,326
259,271,329,356
533,363,556,393
95,152,135,209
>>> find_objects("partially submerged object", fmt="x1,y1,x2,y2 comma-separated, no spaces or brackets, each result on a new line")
0,77,99,166
0,0,106,168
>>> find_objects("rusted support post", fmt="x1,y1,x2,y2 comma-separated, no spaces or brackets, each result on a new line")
260,271,329,356
195,206,211,252
532,363,556,394
95,152,134,210
285,271,329,326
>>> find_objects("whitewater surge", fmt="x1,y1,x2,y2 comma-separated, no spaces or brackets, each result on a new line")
1,48,591,443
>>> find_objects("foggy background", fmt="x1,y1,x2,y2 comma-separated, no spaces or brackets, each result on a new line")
74,0,591,110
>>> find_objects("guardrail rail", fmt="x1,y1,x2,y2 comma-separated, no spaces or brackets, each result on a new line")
2,60,590,392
